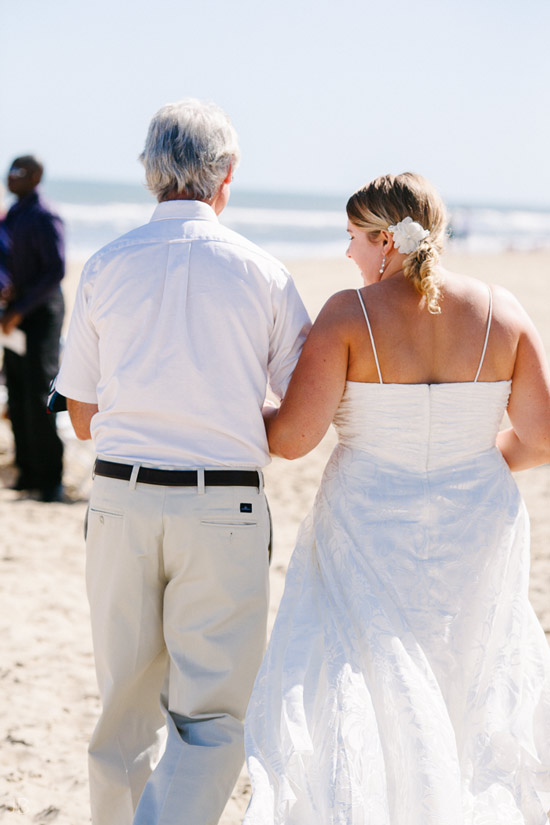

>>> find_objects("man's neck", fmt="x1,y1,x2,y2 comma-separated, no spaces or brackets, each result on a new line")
16,188,39,204
161,192,194,202
160,185,227,216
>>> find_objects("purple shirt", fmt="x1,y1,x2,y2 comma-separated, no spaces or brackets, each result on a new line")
5,190,65,317
0,221,10,291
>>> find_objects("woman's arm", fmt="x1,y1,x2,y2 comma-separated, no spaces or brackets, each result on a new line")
265,293,351,459
498,306,550,471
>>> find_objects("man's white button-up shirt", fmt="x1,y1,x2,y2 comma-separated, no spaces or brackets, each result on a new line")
57,200,311,467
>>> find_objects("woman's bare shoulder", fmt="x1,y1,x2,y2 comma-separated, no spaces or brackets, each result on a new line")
321,287,361,308
491,281,529,317
439,268,490,298
314,288,365,323
441,270,527,322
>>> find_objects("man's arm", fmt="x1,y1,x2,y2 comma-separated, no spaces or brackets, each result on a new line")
67,398,98,440
9,211,65,320
267,274,311,400
55,259,100,423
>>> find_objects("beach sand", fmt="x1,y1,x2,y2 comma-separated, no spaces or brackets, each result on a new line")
1,250,549,824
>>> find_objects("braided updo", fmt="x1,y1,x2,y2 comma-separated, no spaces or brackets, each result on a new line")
346,173,447,314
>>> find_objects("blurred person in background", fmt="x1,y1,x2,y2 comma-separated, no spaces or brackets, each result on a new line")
1,155,65,502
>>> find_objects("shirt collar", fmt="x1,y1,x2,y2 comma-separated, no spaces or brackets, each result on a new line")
150,199,219,223
10,190,40,213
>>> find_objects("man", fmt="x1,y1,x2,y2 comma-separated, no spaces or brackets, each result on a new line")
2,156,65,502
56,99,310,825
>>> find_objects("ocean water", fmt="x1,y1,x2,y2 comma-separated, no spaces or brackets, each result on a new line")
39,179,550,261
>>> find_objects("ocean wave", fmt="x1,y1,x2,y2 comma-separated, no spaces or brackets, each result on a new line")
225,206,343,229
52,195,550,259
57,201,154,228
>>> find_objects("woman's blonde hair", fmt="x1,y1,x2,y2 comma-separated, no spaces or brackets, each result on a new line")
346,173,447,313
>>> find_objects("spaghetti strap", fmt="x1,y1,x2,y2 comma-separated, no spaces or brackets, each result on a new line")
356,289,383,384
474,285,493,382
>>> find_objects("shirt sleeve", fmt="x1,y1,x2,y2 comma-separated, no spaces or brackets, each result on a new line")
56,262,100,403
12,212,65,316
0,221,11,290
268,272,311,400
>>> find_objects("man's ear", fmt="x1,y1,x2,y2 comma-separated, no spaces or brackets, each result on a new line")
29,167,43,188
224,163,233,185
223,163,233,185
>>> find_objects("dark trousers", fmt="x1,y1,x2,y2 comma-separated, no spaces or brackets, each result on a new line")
4,290,65,490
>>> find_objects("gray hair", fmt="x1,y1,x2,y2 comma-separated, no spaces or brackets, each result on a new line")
140,98,241,202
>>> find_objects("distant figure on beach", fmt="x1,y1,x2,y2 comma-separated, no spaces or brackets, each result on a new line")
0,182,11,297
2,155,65,502
244,173,550,824
56,98,310,825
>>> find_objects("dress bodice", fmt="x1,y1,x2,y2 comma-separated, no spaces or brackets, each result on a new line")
336,286,512,472
333,380,512,472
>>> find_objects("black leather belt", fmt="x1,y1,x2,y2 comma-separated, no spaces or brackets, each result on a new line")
93,459,260,488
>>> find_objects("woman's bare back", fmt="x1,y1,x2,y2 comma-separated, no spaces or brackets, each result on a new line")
346,270,520,386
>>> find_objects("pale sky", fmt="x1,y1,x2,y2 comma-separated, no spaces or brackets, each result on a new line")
1,0,549,206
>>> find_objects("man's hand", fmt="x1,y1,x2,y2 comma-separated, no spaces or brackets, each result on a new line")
1,310,23,335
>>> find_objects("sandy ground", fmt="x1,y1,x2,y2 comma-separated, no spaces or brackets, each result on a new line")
0,249,549,824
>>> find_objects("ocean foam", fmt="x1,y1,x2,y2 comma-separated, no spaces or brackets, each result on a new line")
42,183,550,260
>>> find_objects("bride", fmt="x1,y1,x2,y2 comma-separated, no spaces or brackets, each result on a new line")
244,173,550,824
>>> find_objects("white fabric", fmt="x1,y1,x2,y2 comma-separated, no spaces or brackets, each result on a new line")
86,474,271,825
244,379,550,824
56,200,310,467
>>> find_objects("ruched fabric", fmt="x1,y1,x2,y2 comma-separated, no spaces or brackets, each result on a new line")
244,380,550,825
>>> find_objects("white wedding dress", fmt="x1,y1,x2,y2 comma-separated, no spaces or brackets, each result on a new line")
244,289,550,825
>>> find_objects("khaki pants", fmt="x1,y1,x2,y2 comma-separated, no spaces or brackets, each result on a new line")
85,471,271,825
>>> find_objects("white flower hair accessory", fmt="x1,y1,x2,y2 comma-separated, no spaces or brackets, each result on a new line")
387,216,429,254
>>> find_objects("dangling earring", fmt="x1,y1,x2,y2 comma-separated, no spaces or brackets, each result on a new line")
379,255,386,275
